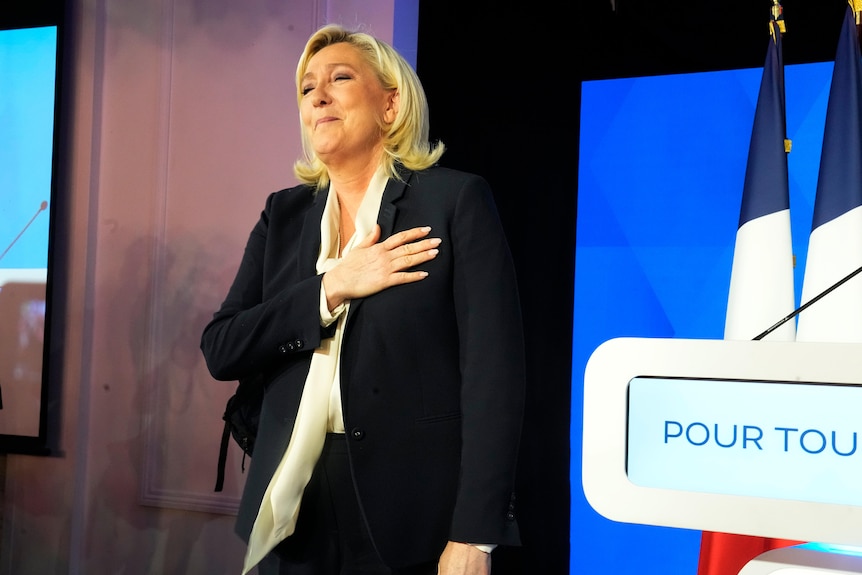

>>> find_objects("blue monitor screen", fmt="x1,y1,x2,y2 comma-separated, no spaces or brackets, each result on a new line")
572,61,833,573
0,24,58,443
627,376,862,507
0,25,56,271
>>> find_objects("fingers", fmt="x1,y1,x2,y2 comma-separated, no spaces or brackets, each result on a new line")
381,226,433,250
392,237,440,270
387,269,430,287
380,227,440,273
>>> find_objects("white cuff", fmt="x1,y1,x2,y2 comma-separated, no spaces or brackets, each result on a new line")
319,282,346,327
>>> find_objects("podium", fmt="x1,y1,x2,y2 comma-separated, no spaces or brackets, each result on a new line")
582,338,862,574
738,545,862,574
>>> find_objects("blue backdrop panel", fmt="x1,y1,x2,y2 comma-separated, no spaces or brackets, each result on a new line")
572,61,832,574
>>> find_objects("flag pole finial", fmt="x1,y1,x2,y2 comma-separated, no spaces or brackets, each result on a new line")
852,0,862,26
771,1,786,35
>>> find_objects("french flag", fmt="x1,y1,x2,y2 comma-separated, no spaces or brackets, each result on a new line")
723,16,795,343
796,4,862,344
698,15,802,575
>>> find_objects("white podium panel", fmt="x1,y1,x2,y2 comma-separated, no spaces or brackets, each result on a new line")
582,337,862,546
739,546,862,574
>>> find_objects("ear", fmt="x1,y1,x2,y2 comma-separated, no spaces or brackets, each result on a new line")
383,90,399,124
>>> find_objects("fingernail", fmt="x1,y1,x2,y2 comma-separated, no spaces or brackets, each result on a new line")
431,238,442,246
421,226,431,232
428,249,439,256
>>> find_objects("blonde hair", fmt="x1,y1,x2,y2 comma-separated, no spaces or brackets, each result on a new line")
293,25,445,189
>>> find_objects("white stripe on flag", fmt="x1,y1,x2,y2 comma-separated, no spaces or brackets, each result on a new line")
796,205,862,343
725,209,796,341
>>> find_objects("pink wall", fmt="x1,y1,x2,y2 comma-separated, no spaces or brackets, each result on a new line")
1,1,403,573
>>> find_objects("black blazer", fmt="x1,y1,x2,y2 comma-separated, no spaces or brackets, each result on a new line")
201,166,525,567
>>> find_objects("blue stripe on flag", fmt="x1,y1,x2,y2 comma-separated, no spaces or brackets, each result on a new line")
811,5,862,230
738,21,789,228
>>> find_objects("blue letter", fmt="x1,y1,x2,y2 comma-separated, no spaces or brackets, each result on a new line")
714,424,738,448
686,422,709,446
775,427,798,451
742,426,763,450
801,429,826,454
832,431,857,456
665,421,682,443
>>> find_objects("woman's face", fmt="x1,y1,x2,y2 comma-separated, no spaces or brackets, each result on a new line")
299,42,397,168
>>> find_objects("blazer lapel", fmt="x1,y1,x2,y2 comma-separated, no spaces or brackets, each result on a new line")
299,186,328,276
348,169,413,320
377,167,412,239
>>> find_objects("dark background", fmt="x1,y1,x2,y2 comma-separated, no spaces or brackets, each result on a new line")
417,1,848,572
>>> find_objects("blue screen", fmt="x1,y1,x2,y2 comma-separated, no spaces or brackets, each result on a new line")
573,61,833,573
0,24,58,441
628,377,862,506
0,25,57,271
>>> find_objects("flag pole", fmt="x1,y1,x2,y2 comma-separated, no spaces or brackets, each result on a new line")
769,1,793,155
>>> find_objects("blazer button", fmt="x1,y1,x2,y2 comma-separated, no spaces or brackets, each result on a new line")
350,428,365,441
294,339,304,350
506,511,516,521
278,344,288,354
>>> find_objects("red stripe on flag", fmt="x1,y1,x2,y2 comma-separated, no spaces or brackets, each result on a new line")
698,533,802,575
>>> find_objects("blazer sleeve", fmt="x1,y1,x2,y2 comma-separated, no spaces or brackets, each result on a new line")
200,190,330,382
447,174,526,544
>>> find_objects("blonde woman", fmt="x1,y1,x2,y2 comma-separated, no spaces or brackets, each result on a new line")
201,25,525,575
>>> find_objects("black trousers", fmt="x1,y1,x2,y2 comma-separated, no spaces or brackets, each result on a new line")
257,434,437,575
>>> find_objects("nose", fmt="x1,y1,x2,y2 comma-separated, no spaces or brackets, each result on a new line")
311,84,331,107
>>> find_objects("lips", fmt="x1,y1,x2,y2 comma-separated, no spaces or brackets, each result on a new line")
315,117,339,128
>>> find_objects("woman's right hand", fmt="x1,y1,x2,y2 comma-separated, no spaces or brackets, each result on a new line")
322,224,441,311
